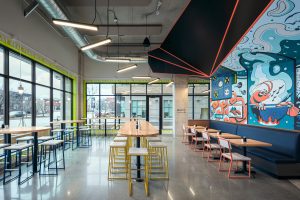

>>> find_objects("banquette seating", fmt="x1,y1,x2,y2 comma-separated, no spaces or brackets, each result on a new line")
209,120,300,178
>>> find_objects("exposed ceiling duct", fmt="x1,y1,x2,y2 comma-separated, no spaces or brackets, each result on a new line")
36,0,96,59
36,0,147,63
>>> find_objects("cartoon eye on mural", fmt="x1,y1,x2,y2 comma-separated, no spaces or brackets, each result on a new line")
210,0,300,130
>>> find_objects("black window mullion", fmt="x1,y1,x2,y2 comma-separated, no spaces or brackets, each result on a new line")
32,61,36,126
50,70,54,122
4,48,9,126
62,77,66,120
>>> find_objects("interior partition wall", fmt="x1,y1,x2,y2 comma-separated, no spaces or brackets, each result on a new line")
0,45,73,128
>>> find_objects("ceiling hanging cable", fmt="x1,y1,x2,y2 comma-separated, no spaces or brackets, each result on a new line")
81,0,111,51
52,0,98,31
116,12,137,73
18,41,24,95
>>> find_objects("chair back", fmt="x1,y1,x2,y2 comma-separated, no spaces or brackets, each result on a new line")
218,137,231,150
191,128,197,135
202,131,209,141
182,124,186,133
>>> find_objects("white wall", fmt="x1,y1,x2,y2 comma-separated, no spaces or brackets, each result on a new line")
0,0,79,74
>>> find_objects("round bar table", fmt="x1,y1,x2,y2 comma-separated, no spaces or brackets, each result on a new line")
0,126,51,173
118,120,158,180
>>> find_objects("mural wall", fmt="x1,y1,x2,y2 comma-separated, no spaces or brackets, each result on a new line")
210,0,300,130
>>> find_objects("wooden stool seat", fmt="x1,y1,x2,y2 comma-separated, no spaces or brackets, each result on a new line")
110,142,127,148
4,143,33,150
16,136,34,142
40,140,64,146
149,142,166,148
128,147,148,156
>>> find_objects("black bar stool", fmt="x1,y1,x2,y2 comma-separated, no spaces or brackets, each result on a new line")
78,127,92,148
3,143,34,185
16,135,34,167
39,140,65,175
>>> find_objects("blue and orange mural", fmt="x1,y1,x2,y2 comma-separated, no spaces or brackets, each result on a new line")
210,0,300,130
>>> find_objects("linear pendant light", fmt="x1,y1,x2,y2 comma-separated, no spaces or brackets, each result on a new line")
81,38,112,51
166,81,174,87
53,19,98,31
117,64,137,73
106,58,131,63
148,78,160,84
132,76,152,79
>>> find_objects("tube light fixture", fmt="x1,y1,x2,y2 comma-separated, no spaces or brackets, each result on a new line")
105,58,131,63
202,89,210,94
132,76,152,79
117,64,137,73
148,78,160,84
53,19,98,31
166,81,174,87
81,38,112,51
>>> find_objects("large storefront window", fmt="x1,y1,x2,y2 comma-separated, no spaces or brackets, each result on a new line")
9,80,32,127
0,78,4,125
0,46,73,128
36,85,50,126
53,90,64,121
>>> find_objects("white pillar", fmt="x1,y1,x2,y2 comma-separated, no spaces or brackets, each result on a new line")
173,76,188,137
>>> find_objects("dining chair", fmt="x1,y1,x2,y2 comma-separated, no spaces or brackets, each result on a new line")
218,137,251,179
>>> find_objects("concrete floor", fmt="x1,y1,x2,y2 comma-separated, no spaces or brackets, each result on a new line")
0,136,300,200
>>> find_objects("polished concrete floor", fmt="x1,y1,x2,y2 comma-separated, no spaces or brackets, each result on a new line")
0,136,300,200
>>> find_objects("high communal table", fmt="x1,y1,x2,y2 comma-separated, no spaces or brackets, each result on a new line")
50,120,86,147
0,126,51,173
228,138,272,175
118,120,158,180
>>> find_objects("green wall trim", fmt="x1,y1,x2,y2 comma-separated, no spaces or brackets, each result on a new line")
83,80,87,118
72,79,78,120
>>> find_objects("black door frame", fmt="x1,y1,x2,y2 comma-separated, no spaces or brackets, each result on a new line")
146,95,162,135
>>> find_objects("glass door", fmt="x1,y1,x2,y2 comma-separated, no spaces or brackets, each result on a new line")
146,96,162,134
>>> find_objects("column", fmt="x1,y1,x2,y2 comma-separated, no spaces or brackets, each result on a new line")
173,76,188,137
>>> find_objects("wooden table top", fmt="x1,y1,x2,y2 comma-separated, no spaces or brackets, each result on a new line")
191,128,219,133
209,132,241,139
0,126,51,134
118,120,159,137
50,120,86,124
187,125,205,129
228,139,272,147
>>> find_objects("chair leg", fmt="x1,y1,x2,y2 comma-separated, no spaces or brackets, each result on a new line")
228,160,233,178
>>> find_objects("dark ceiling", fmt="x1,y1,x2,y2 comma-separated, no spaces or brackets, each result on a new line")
148,0,274,77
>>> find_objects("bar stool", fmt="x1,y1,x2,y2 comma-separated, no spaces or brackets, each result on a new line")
63,128,77,150
145,137,161,148
3,143,34,185
148,142,169,180
128,147,149,196
78,127,92,147
16,135,34,167
39,140,65,175
0,144,10,181
108,142,128,180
